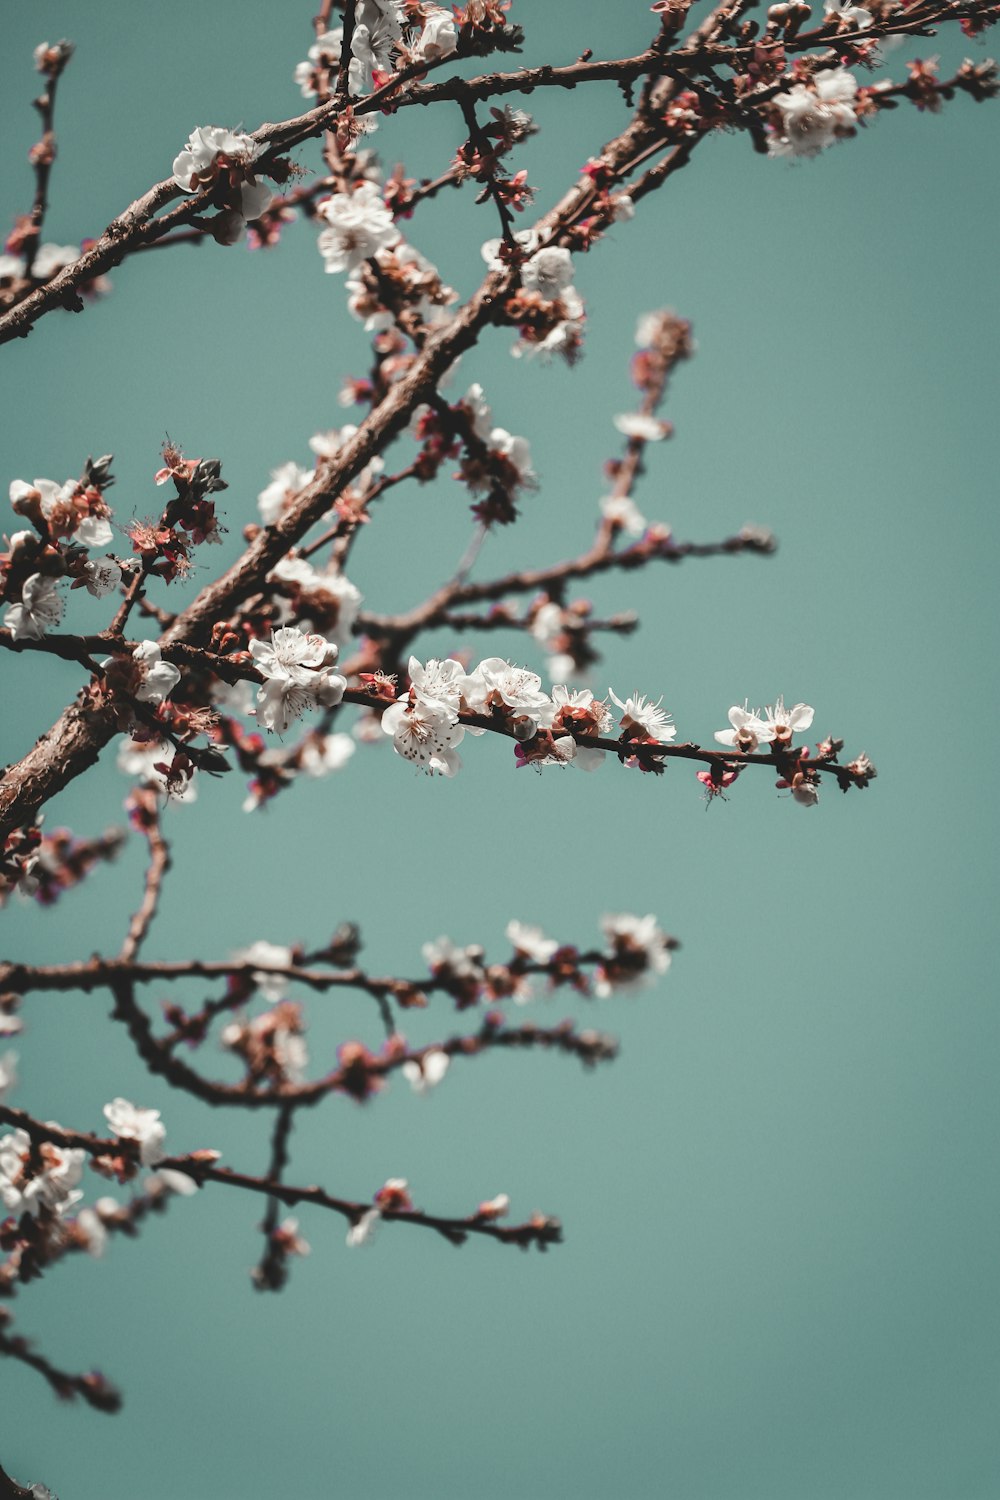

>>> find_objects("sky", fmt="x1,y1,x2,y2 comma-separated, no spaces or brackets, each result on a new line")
0,3,998,1497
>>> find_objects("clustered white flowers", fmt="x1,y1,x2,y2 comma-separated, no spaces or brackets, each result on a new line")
0,1127,85,1217
171,126,272,240
249,625,347,734
768,69,860,158
714,698,815,753
595,913,674,997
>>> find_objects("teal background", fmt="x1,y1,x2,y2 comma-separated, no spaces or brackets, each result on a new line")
1,3,998,1496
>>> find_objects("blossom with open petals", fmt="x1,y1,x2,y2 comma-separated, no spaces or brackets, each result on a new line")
172,126,257,191
103,1098,166,1166
609,689,675,742
402,1049,450,1095
715,702,770,754
413,8,458,61
132,640,181,704
381,698,464,776
0,1126,85,1217
317,182,399,274
759,697,815,745
4,573,63,640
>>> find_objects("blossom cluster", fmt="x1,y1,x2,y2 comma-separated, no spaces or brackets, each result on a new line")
171,127,274,242
768,68,860,158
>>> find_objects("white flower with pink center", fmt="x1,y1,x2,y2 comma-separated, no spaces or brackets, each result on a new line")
462,658,551,719
608,689,676,742
413,8,458,61
759,697,815,745
714,702,771,754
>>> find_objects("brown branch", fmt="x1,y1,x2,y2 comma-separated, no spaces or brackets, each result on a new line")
0,1103,560,1250
0,1326,121,1413
252,1102,297,1290
119,810,170,964
20,51,69,280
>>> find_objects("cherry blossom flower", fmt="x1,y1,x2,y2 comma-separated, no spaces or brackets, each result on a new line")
595,913,673,997
32,244,78,280
103,1098,167,1166
317,182,400,274
476,1193,510,1220
257,461,314,525
613,412,671,442
346,1206,381,1247
506,920,559,963
381,697,464,776
546,685,611,770
462,657,551,718
10,476,113,549
407,654,465,713
402,1049,451,1094
75,1206,109,1258
294,28,343,97
600,494,647,536
4,573,63,640
823,0,873,25
116,738,198,804
714,702,771,754
769,70,859,158
299,732,356,777
132,641,182,704
789,772,820,807
250,627,346,734
171,126,258,191
413,8,459,61
481,229,538,270
273,1216,311,1257
520,247,576,302
759,697,815,745
83,558,123,597
609,689,676,742
232,940,294,1002
0,1126,85,1217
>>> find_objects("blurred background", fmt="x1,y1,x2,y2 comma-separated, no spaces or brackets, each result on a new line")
0,3,998,1496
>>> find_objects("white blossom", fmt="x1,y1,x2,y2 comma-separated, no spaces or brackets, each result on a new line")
116,737,198,804
823,0,873,24
401,1049,451,1095
84,558,122,597
613,413,671,442
149,1168,199,1196
714,703,771,754
294,28,343,97
0,1126,85,1217
381,698,464,776
595,913,673,997
600,494,647,536
0,253,24,282
258,462,314,526
32,244,78,280
462,658,550,718
317,182,399,274
76,1206,109,1258
103,1098,166,1166
346,1206,381,1247
769,69,859,158
608,689,676,741
413,8,459,61
481,230,538,271
10,476,113,549
4,573,63,640
299,732,356,777
132,640,181,704
521,247,576,302
172,126,257,191
759,697,815,744
506,920,559,963
233,940,294,1002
